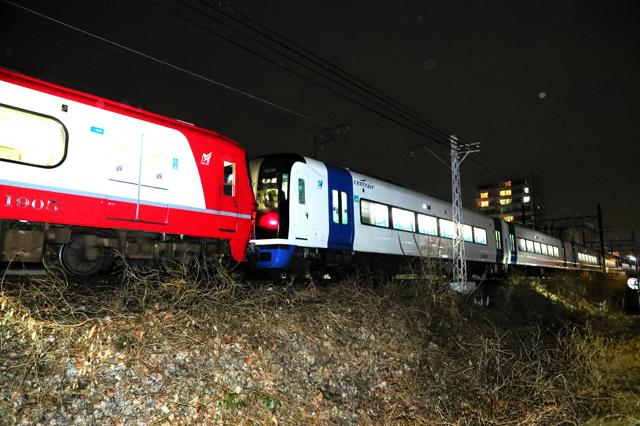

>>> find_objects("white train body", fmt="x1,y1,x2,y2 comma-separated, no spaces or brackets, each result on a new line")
248,154,608,275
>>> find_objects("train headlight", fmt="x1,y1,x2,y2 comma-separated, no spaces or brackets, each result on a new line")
627,277,639,290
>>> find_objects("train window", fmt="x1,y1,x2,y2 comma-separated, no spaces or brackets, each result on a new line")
495,230,502,250
439,219,454,239
463,224,473,242
509,234,515,252
298,179,305,205
526,240,534,252
332,190,340,224
223,161,235,196
0,104,67,168
518,238,526,251
541,244,548,255
533,242,541,254
417,214,438,236
340,191,349,224
256,177,279,210
361,199,389,228
473,227,487,244
281,173,289,200
391,207,415,232
553,247,559,257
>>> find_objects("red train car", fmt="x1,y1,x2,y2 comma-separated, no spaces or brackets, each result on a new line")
0,68,254,274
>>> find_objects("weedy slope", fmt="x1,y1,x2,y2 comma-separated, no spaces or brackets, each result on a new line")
0,259,637,425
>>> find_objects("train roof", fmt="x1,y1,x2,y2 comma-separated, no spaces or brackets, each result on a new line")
0,67,240,147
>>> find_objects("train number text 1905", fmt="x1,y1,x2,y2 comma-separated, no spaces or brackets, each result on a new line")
2,193,58,212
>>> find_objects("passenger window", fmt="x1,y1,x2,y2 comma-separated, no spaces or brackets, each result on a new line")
526,240,534,252
332,190,339,224
361,199,389,228
553,247,559,257
534,242,541,254
417,214,438,236
298,178,305,205
495,230,502,250
473,227,487,244
223,161,235,196
0,105,67,167
518,238,527,251
462,224,473,242
439,219,455,238
391,207,415,232
341,191,349,224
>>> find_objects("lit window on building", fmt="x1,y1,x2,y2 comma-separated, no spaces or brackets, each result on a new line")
479,200,489,208
524,187,530,194
523,196,531,203
479,192,489,199
499,189,512,196
499,198,512,205
503,215,514,222
503,181,512,187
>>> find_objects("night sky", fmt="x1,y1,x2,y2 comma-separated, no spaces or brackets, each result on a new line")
1,1,639,251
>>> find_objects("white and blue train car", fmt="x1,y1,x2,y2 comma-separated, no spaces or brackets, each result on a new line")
248,154,498,273
512,224,565,269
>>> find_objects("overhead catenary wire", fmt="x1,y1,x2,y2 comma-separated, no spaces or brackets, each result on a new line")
146,0,459,152
199,0,454,143
181,0,520,179
1,0,451,186
0,0,325,127
3,0,511,182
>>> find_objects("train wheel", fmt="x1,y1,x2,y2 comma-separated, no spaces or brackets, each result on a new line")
42,244,63,274
59,237,105,276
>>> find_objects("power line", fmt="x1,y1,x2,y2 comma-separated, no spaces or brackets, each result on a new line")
3,0,452,186
146,0,458,152
188,2,518,179
0,0,324,126
4,0,511,184
200,0,454,142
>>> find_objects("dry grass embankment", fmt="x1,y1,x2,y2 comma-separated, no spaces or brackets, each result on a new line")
0,259,638,425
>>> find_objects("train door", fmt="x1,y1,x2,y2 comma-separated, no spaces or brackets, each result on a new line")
290,166,311,242
326,166,354,250
105,130,169,224
492,218,504,264
218,156,240,233
507,222,517,264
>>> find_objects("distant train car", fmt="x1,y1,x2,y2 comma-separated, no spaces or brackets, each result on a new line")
0,68,254,274
512,224,565,269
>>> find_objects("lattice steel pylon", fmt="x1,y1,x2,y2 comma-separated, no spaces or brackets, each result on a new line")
450,135,480,290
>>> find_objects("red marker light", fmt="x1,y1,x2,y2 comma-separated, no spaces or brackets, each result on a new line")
258,211,279,230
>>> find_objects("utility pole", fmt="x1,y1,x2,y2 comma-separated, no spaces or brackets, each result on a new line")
450,135,480,292
597,203,606,273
